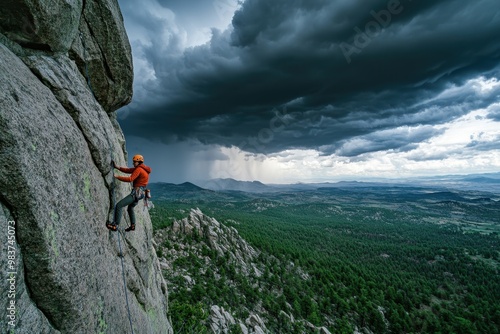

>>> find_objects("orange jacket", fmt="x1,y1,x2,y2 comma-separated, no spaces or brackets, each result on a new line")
115,164,151,187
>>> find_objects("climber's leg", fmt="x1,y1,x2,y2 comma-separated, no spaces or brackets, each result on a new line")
125,200,139,231
114,194,135,226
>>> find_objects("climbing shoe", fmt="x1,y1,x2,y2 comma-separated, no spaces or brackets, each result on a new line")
106,222,117,231
125,224,135,232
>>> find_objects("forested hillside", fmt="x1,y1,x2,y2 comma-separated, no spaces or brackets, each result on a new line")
150,183,500,333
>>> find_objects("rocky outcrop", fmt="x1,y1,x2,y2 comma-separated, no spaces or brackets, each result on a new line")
0,1,171,333
156,209,269,333
209,305,236,333
155,208,338,333
171,208,260,275
209,305,269,334
70,0,133,112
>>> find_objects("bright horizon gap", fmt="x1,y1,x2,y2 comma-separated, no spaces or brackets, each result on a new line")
147,171,500,186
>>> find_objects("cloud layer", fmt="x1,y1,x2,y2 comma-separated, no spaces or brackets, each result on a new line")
117,0,500,182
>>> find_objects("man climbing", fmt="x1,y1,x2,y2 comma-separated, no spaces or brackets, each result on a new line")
106,154,151,232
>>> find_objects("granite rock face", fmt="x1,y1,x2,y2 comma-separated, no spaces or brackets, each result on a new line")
0,1,171,333
70,0,133,112
0,0,82,53
0,0,133,112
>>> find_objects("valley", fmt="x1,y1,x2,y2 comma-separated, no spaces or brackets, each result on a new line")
150,180,500,333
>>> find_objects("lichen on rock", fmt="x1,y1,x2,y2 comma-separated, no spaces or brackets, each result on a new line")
0,1,171,333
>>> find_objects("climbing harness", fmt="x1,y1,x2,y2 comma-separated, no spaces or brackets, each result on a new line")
132,186,146,202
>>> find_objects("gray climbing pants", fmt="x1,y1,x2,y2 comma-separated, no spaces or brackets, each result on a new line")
114,194,138,226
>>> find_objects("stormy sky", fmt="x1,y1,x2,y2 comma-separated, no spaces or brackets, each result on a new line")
116,0,500,183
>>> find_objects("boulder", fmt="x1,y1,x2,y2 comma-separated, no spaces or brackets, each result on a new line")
253,325,266,334
0,0,133,113
210,305,236,333
239,323,249,334
0,0,82,53
70,0,133,112
319,327,332,334
246,314,268,333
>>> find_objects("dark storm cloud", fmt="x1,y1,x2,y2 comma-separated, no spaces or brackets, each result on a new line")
118,0,500,156
332,125,445,157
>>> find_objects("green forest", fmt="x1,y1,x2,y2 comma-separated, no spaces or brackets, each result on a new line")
150,185,500,333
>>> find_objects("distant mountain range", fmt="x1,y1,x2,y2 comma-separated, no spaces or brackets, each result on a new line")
193,178,407,193
196,178,271,193
396,172,500,193
189,173,500,194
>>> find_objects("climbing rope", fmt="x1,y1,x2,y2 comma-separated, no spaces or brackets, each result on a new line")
111,153,135,334
117,228,135,334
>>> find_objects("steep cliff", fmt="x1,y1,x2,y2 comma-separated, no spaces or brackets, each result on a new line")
0,1,172,333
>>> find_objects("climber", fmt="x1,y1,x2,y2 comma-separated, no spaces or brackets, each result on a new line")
106,154,151,232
